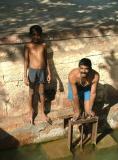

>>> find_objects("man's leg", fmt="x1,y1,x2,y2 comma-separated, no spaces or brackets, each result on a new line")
28,68,37,124
67,83,80,120
84,99,95,139
29,87,34,124
38,83,49,121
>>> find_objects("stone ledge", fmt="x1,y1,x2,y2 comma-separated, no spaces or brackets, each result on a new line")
0,107,73,149
97,134,117,149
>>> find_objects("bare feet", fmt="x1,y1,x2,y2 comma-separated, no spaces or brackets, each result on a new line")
40,113,52,125
86,111,95,119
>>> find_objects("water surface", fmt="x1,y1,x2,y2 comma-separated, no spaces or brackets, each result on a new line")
0,130,118,160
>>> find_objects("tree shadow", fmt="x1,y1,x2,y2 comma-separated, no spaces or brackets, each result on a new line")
0,0,118,39
0,43,24,62
96,49,118,143
45,43,64,114
99,49,118,88
1,0,118,62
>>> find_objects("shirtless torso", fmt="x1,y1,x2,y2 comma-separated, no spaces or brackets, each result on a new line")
24,40,51,86
69,68,98,87
26,42,47,69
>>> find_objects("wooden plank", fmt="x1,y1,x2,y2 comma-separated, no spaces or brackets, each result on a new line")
68,120,73,150
80,124,84,149
91,117,98,145
71,116,98,125
64,116,73,128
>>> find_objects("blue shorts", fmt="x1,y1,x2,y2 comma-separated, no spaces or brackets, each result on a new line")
28,68,46,89
67,83,91,101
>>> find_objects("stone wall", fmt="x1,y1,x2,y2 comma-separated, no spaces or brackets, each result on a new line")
0,30,118,149
0,31,118,119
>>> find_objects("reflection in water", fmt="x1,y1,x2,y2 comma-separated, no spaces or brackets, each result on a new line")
74,145,118,160
74,129,118,160
0,130,118,160
0,144,47,160
0,139,72,160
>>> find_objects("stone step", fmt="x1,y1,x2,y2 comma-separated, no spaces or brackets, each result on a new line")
97,134,117,149
0,107,74,150
0,107,74,132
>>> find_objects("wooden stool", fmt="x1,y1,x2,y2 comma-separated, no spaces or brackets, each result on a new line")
68,116,98,150
63,115,73,128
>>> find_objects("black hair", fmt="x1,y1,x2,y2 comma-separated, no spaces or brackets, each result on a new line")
29,25,42,35
79,58,92,69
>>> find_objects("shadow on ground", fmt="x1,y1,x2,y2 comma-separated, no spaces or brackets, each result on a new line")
0,0,118,35
95,83,118,143
0,128,19,149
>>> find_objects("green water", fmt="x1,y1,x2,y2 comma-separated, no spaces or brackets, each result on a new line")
74,144,118,160
0,130,118,160
0,139,73,160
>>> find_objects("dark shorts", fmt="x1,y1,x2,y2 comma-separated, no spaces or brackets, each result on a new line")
28,68,46,88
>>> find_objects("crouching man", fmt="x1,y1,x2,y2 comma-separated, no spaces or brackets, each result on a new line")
68,58,99,120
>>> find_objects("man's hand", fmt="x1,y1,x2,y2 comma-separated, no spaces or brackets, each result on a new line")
47,74,51,83
89,110,95,117
24,77,29,86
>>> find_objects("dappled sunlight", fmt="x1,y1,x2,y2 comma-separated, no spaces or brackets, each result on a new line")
39,0,76,6
0,0,118,36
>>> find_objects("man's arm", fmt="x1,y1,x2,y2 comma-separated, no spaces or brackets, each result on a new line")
24,45,29,86
46,58,51,82
89,73,99,113
44,45,51,83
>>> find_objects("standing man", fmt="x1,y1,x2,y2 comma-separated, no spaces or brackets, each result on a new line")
68,58,99,120
24,25,51,124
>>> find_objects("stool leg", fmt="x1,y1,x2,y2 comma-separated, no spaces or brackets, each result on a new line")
68,120,73,150
64,118,68,128
91,119,98,145
80,124,84,149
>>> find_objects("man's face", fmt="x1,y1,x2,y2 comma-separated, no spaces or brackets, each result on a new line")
79,65,90,78
31,32,40,43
